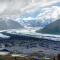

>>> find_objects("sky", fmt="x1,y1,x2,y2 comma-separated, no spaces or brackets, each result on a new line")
0,0,60,21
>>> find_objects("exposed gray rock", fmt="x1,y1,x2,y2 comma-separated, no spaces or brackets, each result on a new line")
0,18,23,30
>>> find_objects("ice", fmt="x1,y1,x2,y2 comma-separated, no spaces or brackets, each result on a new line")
0,33,10,38
0,27,60,41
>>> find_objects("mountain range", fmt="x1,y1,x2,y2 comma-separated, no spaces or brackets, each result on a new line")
16,18,53,27
0,18,23,30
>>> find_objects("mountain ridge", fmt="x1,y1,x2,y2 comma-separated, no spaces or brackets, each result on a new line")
0,18,23,30
37,19,60,34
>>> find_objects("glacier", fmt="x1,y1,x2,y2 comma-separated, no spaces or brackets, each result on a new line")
0,27,60,41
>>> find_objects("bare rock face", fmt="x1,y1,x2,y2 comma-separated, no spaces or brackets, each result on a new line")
0,18,23,30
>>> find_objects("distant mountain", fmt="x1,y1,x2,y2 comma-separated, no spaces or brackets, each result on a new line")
0,18,23,30
37,19,60,34
31,19,53,27
16,18,53,27
17,19,36,27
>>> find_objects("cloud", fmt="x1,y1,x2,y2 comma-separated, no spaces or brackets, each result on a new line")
0,0,32,18
22,0,60,13
0,3,7,13
0,0,60,18
23,17,35,20
37,6,60,20
21,6,60,22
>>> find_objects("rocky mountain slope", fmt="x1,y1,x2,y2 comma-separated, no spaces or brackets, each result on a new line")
37,19,60,34
0,18,23,30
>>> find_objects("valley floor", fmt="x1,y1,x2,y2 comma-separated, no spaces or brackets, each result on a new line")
0,27,60,59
